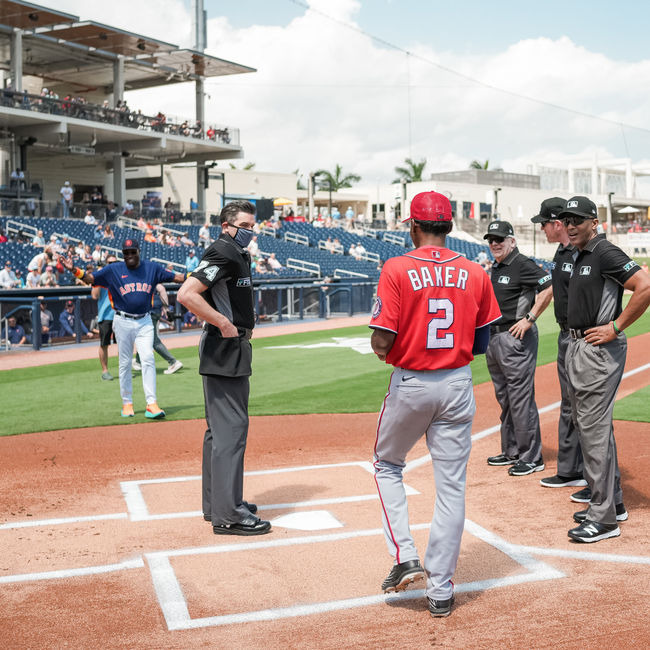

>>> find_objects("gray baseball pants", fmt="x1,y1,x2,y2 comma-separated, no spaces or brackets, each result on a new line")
485,328,543,464
373,365,474,601
556,330,584,477
201,374,254,525
566,335,625,525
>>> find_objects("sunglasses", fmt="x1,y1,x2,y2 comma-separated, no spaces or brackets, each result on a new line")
562,215,591,227
487,236,505,245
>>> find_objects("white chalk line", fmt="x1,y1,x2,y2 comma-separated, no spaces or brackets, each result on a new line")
0,512,128,530
0,557,144,584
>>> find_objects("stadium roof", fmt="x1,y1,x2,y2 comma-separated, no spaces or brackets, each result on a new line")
0,0,76,29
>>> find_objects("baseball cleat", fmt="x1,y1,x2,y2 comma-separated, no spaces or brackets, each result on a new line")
381,560,425,593
428,594,455,618
145,402,165,419
121,403,135,417
540,474,587,488
573,503,628,524
508,460,545,476
164,360,183,375
570,487,592,503
568,520,620,543
487,453,518,466
132,359,141,371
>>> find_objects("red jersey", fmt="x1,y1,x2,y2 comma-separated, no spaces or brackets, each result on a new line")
370,246,501,370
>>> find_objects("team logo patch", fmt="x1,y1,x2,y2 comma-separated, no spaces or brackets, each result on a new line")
236,277,251,287
432,250,441,259
497,275,510,284
489,222,500,230
579,266,591,276
562,262,573,272
372,296,382,319
567,200,579,208
623,261,638,272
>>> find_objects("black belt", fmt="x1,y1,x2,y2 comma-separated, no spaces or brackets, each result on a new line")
569,328,587,339
205,324,253,340
115,310,147,320
558,322,569,332
490,322,515,334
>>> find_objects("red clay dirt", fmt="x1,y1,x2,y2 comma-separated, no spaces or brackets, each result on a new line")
1,329,649,649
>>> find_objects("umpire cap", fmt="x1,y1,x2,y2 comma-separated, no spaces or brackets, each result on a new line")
483,220,514,239
531,197,566,224
558,196,598,220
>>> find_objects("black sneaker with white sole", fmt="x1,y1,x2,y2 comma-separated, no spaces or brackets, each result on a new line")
508,460,545,476
570,487,592,503
428,594,455,617
539,474,587,488
487,453,518,466
568,520,620,543
573,503,628,524
381,559,425,593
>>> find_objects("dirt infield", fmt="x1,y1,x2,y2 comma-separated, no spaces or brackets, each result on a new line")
1,332,649,648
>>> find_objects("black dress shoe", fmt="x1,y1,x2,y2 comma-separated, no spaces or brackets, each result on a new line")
203,500,258,522
213,516,272,536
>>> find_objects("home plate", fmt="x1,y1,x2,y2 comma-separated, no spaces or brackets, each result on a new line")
271,510,344,531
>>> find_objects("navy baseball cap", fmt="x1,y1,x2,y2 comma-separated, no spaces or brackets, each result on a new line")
122,237,140,251
403,191,453,223
531,197,566,224
484,220,514,239
558,196,598,220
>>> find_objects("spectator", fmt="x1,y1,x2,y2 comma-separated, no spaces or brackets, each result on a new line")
0,228,7,243
183,309,199,328
39,301,54,344
246,235,259,257
0,260,18,288
10,167,26,190
26,268,41,288
91,244,103,264
93,224,103,241
137,215,147,229
123,199,134,216
6,316,26,345
60,180,73,218
91,187,102,203
102,224,115,240
189,197,198,212
33,230,45,247
84,210,97,225
185,249,199,273
28,247,52,275
144,228,157,243
14,269,25,288
267,253,283,271
345,205,355,226
39,265,58,287
198,222,211,248
49,233,64,254
58,300,93,338
180,231,194,246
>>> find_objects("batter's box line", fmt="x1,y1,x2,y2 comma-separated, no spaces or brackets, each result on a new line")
120,460,416,522
145,519,566,631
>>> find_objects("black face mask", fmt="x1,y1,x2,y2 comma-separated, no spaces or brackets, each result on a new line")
232,225,254,248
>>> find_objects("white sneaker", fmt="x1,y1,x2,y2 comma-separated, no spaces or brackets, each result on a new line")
132,359,142,371
164,360,183,375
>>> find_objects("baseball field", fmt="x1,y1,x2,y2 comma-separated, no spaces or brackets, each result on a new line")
1,309,649,648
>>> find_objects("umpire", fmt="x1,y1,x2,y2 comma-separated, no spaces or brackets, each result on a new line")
484,220,553,476
178,200,271,536
531,198,587,490
560,196,650,543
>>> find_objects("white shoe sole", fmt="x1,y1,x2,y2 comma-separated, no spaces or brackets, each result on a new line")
164,362,183,375
509,464,545,476
383,571,425,593
540,478,588,488
568,526,620,543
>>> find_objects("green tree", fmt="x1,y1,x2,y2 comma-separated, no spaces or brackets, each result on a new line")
229,161,256,170
313,164,361,191
393,157,427,184
469,159,503,171
293,168,306,190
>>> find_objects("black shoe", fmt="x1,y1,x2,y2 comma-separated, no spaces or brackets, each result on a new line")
203,500,258,522
540,474,588,488
213,516,272,536
428,594,455,617
573,503,628,524
487,453,518,466
381,559,425,593
570,487,592,503
508,460,545,476
568,520,620,543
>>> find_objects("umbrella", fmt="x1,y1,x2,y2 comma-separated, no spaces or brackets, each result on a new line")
273,197,293,207
617,206,641,214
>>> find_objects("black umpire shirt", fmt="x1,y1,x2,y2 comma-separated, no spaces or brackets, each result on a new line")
191,232,255,377
490,247,552,327
567,236,640,330
550,243,575,326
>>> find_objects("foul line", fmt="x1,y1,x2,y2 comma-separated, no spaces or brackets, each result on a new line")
0,557,144,584
0,512,127,530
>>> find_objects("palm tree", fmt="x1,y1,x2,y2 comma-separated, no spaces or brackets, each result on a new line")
393,157,427,184
293,168,306,190
228,161,256,170
469,159,503,171
313,164,362,216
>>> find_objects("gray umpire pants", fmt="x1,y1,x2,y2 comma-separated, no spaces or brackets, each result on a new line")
556,330,584,477
373,365,474,601
566,335,625,525
202,374,253,525
485,328,543,464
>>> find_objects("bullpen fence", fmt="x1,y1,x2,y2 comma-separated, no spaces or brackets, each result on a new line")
0,279,376,351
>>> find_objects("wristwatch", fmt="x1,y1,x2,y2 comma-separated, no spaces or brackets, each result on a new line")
525,312,537,323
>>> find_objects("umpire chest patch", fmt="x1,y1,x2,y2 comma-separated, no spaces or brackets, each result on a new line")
562,262,573,272
236,276,252,287
579,266,591,276
497,275,510,284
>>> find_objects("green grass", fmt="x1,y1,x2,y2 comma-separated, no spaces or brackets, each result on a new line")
613,385,650,423
3,302,649,436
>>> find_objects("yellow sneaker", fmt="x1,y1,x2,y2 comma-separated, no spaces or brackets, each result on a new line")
121,403,135,418
145,402,165,419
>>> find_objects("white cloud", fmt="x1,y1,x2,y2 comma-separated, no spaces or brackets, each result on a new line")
45,1,650,183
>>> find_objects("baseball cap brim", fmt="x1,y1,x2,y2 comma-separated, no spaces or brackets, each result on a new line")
558,209,597,220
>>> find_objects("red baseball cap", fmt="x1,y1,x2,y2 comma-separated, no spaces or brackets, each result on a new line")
403,191,453,223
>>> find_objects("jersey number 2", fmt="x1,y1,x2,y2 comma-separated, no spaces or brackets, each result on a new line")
427,298,454,349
